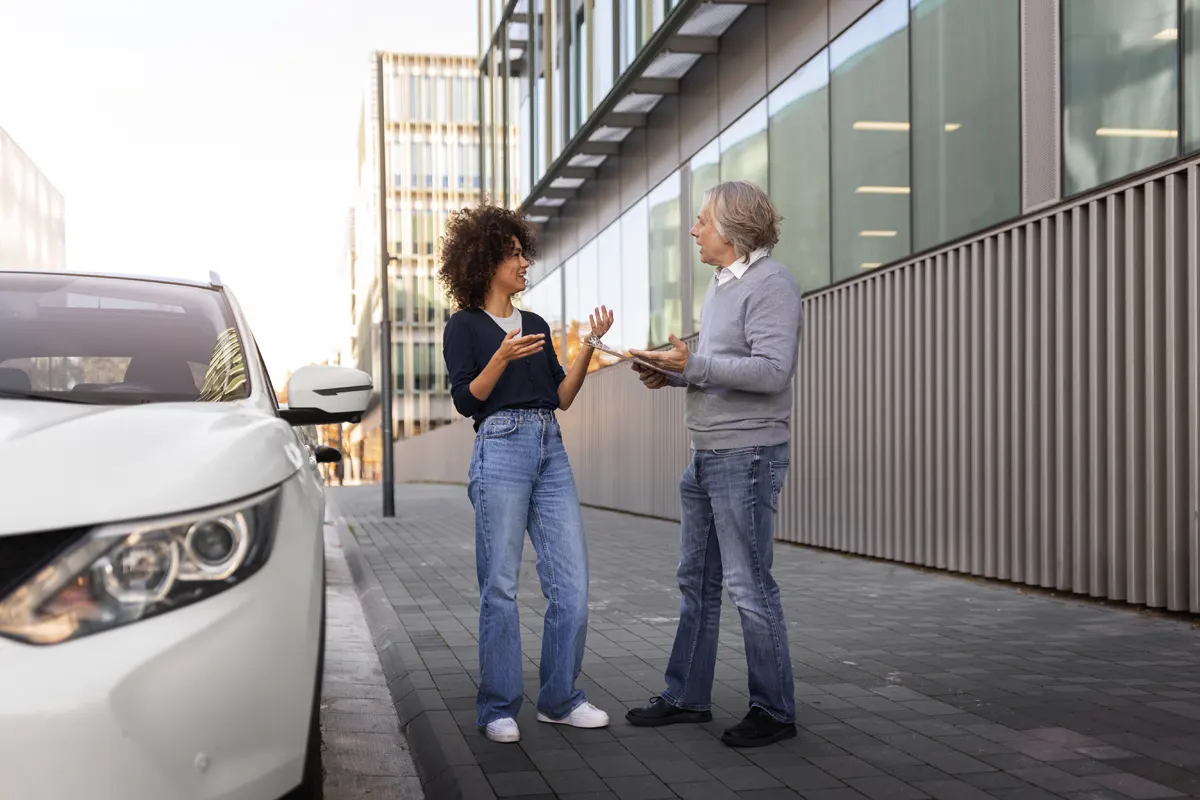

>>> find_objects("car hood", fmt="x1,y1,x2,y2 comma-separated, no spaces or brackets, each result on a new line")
0,399,306,536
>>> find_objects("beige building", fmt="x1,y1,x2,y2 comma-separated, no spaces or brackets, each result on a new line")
0,126,65,271
346,52,518,481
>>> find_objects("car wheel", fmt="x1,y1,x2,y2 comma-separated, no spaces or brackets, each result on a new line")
285,562,326,800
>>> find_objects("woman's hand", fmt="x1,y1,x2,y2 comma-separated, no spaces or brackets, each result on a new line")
491,328,545,365
588,306,615,339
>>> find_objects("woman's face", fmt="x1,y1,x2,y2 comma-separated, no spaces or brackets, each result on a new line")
492,235,530,297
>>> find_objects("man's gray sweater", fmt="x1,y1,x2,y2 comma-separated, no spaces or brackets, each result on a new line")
680,255,803,450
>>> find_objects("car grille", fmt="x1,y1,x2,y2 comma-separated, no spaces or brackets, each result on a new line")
0,528,90,602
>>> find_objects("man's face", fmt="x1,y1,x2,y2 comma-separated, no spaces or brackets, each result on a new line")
690,205,734,268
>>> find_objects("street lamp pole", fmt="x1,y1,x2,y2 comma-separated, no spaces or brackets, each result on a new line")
376,51,396,517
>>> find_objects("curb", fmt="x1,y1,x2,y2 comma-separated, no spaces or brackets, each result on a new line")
331,504,494,800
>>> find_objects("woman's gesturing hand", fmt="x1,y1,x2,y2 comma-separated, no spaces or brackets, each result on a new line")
588,306,615,339
492,328,546,364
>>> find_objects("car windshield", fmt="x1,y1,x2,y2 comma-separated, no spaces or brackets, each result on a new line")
0,273,250,405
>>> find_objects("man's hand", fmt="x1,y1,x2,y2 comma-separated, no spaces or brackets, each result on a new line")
631,361,670,389
630,334,689,373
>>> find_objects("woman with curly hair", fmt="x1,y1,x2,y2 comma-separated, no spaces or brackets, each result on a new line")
439,203,614,743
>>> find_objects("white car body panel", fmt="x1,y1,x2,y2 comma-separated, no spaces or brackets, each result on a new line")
0,272,354,800
0,400,306,537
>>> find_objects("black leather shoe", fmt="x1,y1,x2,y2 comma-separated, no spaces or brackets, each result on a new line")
720,707,797,747
625,696,713,727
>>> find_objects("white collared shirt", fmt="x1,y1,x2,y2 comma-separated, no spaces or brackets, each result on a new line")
714,247,770,286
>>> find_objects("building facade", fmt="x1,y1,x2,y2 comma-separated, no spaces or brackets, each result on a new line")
386,0,1200,611
348,52,518,480
0,126,65,271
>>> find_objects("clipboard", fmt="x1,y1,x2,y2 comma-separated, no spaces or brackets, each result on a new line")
586,334,684,381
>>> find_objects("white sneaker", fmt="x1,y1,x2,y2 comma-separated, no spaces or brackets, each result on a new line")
537,701,610,728
484,717,520,743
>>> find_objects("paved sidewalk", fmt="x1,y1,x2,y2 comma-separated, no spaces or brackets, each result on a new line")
333,484,1200,800
321,519,423,799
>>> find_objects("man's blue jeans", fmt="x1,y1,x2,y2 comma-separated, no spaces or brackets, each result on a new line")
467,409,589,726
661,443,796,723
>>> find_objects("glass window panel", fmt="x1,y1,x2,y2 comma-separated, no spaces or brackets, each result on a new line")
552,26,564,160
563,253,581,363
414,337,426,391
594,0,616,106
769,51,832,292
689,138,721,326
535,74,546,177
1063,0,1179,195
1188,0,1200,152
519,95,532,198
620,0,641,71
395,269,408,323
912,0,1020,249
621,198,651,351
595,222,624,351
830,0,911,280
540,267,565,364
565,242,601,368
720,100,769,189
428,342,439,391
647,170,683,346
395,343,405,393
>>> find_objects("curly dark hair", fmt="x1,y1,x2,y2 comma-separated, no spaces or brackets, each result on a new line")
437,203,540,310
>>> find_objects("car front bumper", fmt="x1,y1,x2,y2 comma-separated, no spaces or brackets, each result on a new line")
0,475,325,800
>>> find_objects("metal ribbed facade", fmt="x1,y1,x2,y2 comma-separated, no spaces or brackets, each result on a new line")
392,153,1200,613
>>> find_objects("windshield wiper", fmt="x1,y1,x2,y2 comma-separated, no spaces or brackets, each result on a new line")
0,389,99,405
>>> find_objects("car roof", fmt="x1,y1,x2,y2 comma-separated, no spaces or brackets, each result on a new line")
1,269,223,290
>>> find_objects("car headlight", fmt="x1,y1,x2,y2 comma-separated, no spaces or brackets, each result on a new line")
0,487,281,646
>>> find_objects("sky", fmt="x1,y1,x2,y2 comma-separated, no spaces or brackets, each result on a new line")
0,0,477,384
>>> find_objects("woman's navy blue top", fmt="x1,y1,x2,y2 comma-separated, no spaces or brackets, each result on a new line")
443,308,565,430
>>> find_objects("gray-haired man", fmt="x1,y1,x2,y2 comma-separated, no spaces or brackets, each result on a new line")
625,181,802,748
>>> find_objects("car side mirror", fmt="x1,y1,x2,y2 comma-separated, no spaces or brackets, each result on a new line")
314,445,343,464
279,365,372,426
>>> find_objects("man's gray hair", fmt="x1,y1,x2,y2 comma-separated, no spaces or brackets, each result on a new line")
703,181,783,258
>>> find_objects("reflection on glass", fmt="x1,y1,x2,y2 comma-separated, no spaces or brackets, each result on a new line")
565,241,601,369
563,253,580,356
594,0,616,105
912,0,1020,248
689,139,721,327
1063,0,1179,195
596,222,624,353
648,171,683,346
1190,0,1200,153
831,0,910,281
720,101,769,190
539,267,565,364
621,198,652,351
620,0,641,71
535,75,546,177
769,50,831,292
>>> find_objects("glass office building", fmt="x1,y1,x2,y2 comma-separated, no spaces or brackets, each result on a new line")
444,0,1200,611
0,125,65,271
348,52,510,480
480,0,1198,362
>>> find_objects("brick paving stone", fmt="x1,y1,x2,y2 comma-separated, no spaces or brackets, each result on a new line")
331,485,1200,800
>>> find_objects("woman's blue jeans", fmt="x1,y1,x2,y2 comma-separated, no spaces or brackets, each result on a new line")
467,409,589,726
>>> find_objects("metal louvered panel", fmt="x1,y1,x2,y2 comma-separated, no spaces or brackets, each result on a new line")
393,153,1200,612
1020,0,1060,211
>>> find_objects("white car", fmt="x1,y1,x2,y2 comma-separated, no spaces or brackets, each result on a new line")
0,270,372,800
